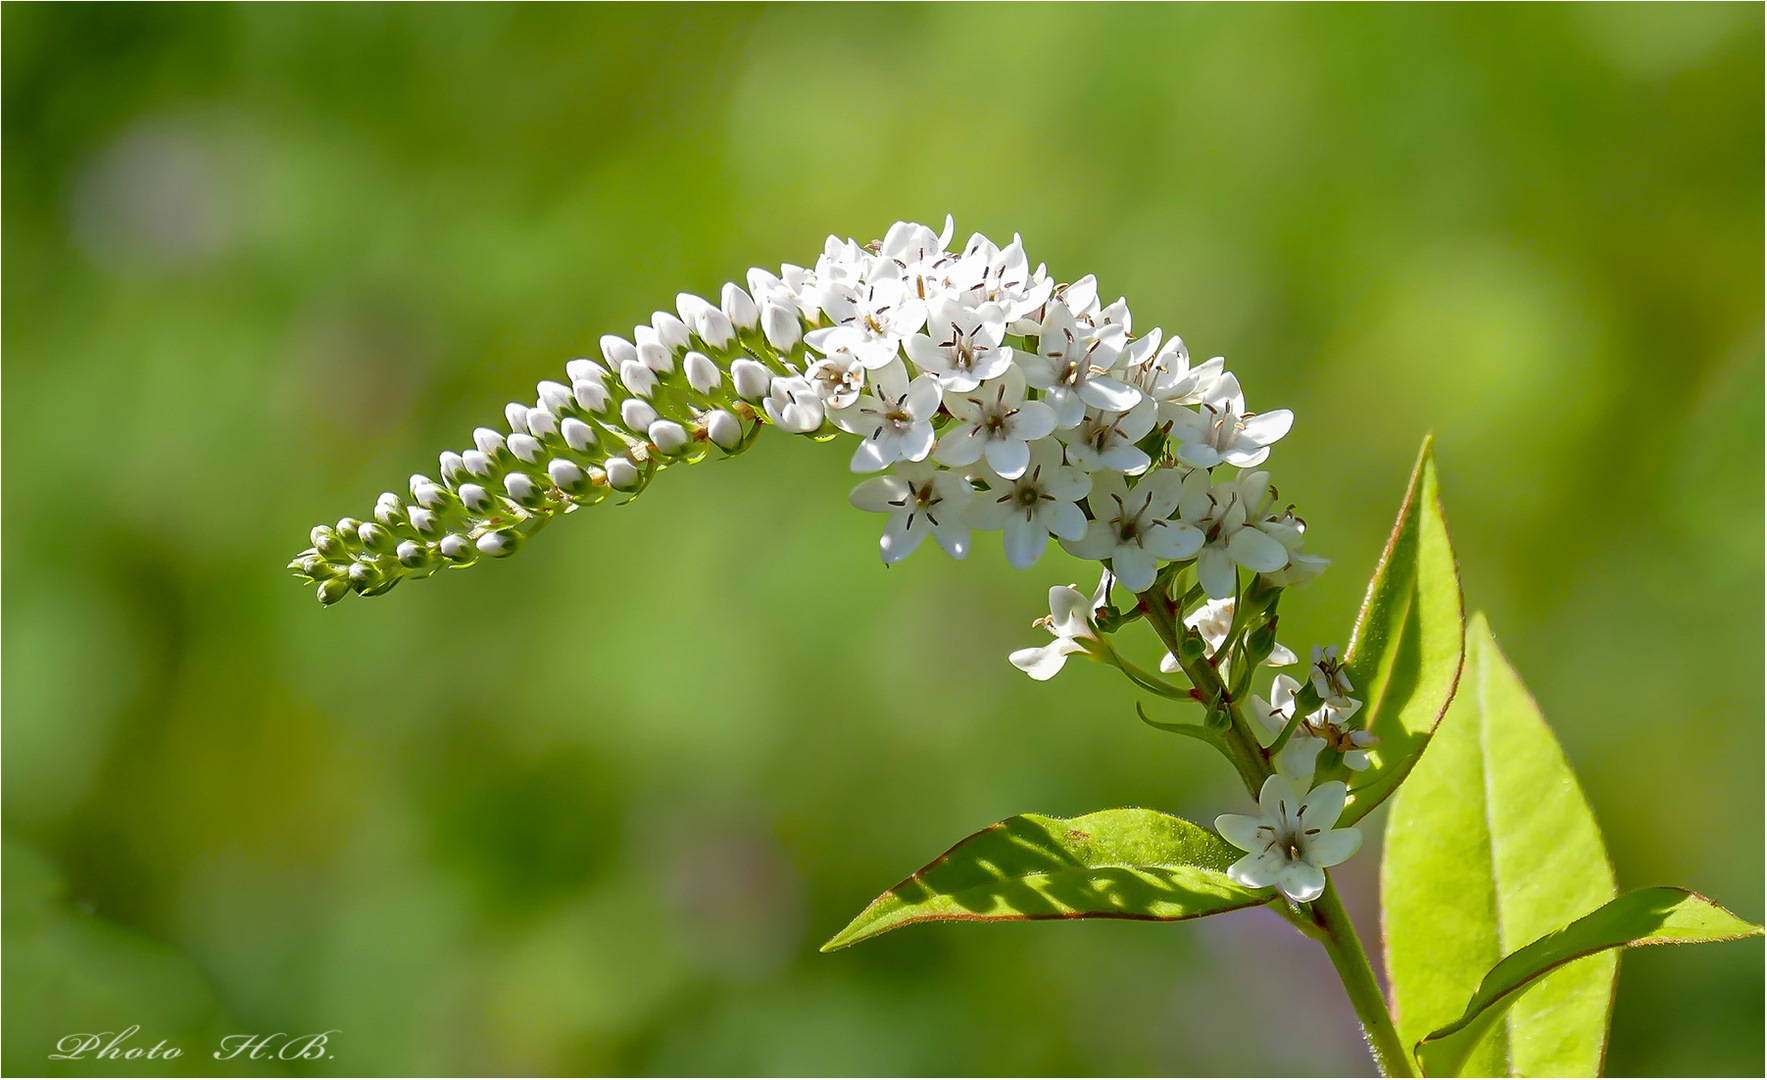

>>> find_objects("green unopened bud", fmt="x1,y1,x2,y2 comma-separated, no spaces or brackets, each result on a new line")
335,517,362,538
1178,634,1208,664
374,493,407,527
395,540,431,569
476,530,520,558
439,533,474,563
346,559,384,593
317,577,350,605
1205,707,1232,733
357,522,396,554
311,526,343,558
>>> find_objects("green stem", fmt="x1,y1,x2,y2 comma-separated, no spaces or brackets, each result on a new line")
1137,589,1272,796
1310,875,1415,1078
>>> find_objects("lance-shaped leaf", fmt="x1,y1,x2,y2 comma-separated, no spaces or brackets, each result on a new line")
822,808,1270,951
1416,888,1763,1077
1341,433,1465,824
1383,613,1617,1077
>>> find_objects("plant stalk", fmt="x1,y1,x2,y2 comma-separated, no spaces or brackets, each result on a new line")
1310,875,1415,1078
1137,589,1272,796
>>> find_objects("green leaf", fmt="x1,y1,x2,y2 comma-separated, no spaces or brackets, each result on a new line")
1416,888,1763,1077
1382,613,1618,1077
1341,433,1466,824
822,808,1270,951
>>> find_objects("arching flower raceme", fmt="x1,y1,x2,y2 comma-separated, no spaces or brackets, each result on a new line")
848,460,972,565
968,439,1090,569
1215,776,1362,904
287,216,1322,624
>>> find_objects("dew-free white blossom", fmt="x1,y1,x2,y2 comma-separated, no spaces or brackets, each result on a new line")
1061,398,1157,475
1168,373,1293,470
969,439,1090,569
933,367,1057,480
848,460,972,564
833,361,943,473
1009,576,1110,681
906,298,1015,392
807,261,927,369
1310,645,1356,707
1160,596,1298,673
1062,468,1201,593
1215,776,1362,904
1021,301,1141,428
1178,469,1292,598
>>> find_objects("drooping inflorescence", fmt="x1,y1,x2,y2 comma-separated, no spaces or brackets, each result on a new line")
290,215,1327,609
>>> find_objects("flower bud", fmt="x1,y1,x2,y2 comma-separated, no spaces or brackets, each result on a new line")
619,359,658,399
560,417,597,453
537,380,574,413
439,533,473,561
705,408,743,449
697,307,736,350
408,506,438,534
395,540,429,568
651,312,691,351
412,481,447,509
335,517,362,537
473,427,507,457
525,407,557,438
731,358,772,401
573,378,610,414
504,402,530,433
547,458,586,492
600,335,637,368
676,292,712,324
503,472,536,501
620,398,659,432
295,554,327,577
358,521,396,553
1178,634,1208,664
761,301,801,352
634,326,675,374
440,451,466,482
721,282,759,330
458,483,491,511
311,524,340,551
605,455,641,490
477,531,520,557
747,266,783,299
317,577,351,605
347,559,382,591
764,375,824,434
648,420,689,454
565,358,607,383
374,492,406,527
684,351,721,394
462,450,493,477
507,433,543,463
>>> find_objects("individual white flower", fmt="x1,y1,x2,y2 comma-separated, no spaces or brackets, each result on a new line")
807,260,926,369
1020,300,1141,427
848,460,972,564
1279,699,1378,781
1246,673,1304,742
948,233,1052,323
1215,776,1362,904
1061,468,1202,593
1129,335,1228,423
904,298,1014,392
968,439,1091,569
805,349,867,409
879,216,955,299
1060,397,1158,475
1259,507,1331,588
1168,372,1293,469
832,361,943,473
1309,645,1356,707
1159,596,1298,673
1177,469,1292,599
763,375,825,434
1008,577,1110,680
933,367,1058,479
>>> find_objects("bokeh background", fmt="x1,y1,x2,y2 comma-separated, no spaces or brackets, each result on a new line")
5,4,1762,1076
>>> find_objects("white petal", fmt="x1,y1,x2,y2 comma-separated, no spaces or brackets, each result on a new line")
1011,400,1058,443
934,425,987,467
880,511,928,564
1042,500,1088,542
1214,813,1265,853
1062,520,1117,561
985,438,1032,481
1240,409,1293,445
1228,526,1290,573
1159,651,1181,674
1009,638,1085,681
1145,519,1203,561
1298,780,1348,828
1197,545,1238,599
898,420,937,463
1304,827,1363,869
1001,515,1048,569
1111,546,1158,593
1279,862,1326,903
1077,375,1142,412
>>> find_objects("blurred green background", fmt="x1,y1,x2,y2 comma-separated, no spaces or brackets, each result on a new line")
5,4,1761,1075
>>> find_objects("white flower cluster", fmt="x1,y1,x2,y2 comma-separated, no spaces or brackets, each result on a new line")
289,216,1324,615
